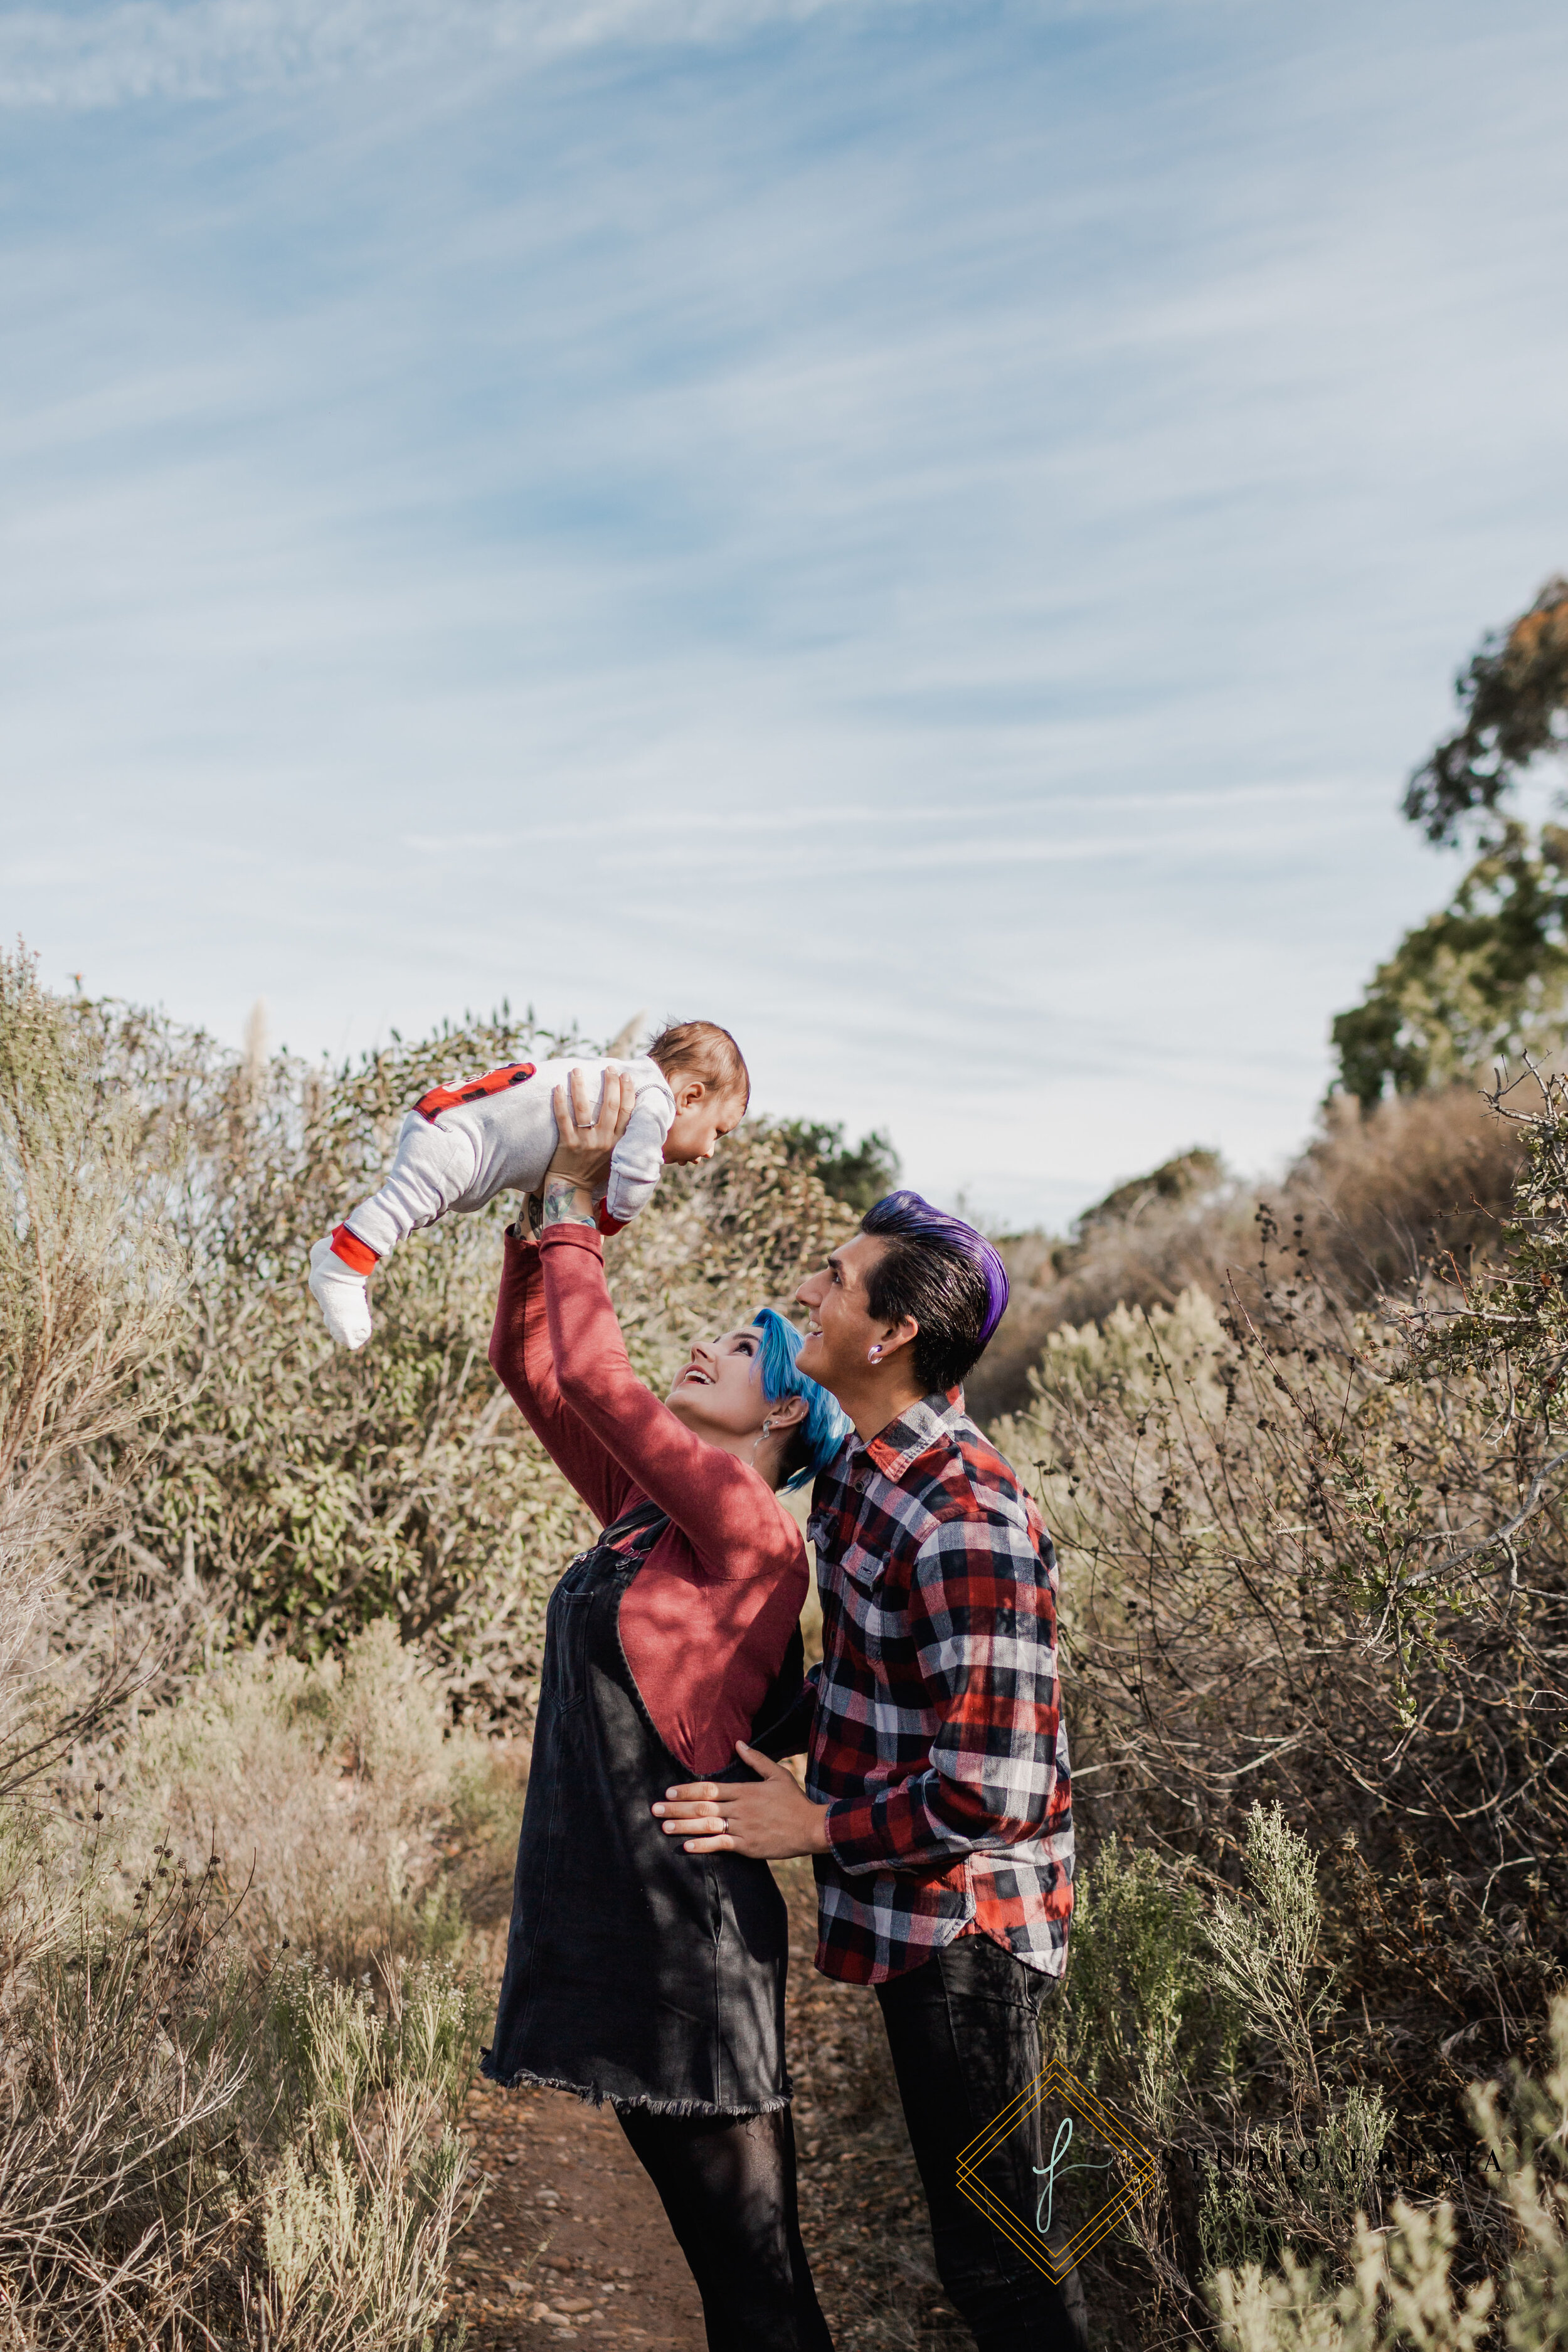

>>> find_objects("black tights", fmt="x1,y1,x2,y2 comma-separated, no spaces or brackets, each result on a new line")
615,2104,834,2352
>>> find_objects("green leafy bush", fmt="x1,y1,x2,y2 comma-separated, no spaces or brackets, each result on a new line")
1044,1835,1232,2137
40,998,847,1712
771,1120,901,1214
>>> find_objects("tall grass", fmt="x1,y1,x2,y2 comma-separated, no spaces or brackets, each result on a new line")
0,1831,483,2352
94,1618,519,1976
0,953,183,1764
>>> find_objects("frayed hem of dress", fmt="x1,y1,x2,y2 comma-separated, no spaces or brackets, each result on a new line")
478,2055,791,2119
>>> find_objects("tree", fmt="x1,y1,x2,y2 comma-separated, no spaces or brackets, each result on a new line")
773,1119,901,1215
1331,824,1568,1106
1404,575,1568,846
1332,578,1568,1102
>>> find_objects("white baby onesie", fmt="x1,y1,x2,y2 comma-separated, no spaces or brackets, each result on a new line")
308,1054,674,1349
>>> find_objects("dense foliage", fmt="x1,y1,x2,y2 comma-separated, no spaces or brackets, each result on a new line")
1332,824,1568,1106
993,1071,1568,2337
1336,579,1568,1104
1404,576,1568,847
774,1118,903,1214
38,995,849,1715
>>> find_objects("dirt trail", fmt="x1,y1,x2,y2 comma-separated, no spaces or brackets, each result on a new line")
447,2079,706,2349
444,1867,973,2351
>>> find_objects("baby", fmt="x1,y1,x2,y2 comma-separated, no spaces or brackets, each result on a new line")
308,1019,749,1349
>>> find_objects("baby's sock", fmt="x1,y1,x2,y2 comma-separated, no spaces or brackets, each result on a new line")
309,1228,378,1349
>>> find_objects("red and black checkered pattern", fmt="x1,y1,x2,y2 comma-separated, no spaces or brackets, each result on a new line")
805,1389,1074,1986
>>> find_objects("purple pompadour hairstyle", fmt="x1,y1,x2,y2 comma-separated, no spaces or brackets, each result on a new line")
859,1189,1010,1345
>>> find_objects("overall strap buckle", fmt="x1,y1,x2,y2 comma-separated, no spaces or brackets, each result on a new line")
601,1497,669,1555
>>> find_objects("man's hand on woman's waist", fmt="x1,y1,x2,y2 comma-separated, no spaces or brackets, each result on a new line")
653,1742,832,1859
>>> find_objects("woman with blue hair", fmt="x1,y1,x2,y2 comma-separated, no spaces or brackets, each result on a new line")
747,1305,854,1491
481,1069,847,2352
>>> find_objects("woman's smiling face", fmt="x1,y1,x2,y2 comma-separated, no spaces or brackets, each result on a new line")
665,1325,771,1441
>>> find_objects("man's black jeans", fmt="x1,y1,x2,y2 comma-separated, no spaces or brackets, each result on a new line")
875,1936,1088,2352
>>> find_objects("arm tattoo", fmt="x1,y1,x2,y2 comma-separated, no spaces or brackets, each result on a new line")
539,1176,597,1231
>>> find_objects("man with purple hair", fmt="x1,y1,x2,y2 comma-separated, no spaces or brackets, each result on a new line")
653,1192,1081,2351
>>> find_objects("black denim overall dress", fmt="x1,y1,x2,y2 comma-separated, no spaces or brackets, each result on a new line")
482,1498,796,2116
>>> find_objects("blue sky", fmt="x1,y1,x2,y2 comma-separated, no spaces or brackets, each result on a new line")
3,0,1565,1227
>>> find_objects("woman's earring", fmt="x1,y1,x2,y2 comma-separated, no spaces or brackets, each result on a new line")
869,1343,883,1363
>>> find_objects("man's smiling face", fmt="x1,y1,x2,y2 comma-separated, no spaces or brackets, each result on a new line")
794,1231,887,1392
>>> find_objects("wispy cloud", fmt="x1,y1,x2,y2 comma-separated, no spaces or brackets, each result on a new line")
3,1,1566,1222
0,0,946,107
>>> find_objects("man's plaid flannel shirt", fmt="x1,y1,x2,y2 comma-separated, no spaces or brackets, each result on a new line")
804,1387,1074,1986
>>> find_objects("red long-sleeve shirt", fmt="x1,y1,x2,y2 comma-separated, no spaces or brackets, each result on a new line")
487,1223,810,1777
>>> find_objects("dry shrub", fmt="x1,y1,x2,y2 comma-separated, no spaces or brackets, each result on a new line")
1290,1086,1522,1299
0,1830,480,2352
1209,1989,1568,2350
93,1621,517,1978
0,955,492,2350
1002,1251,1567,2003
992,1077,1568,2336
972,1089,1523,1424
0,1836,254,2351
245,1954,481,2352
0,951,183,1761
971,1156,1246,1422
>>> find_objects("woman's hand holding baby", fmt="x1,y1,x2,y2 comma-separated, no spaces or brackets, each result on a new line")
533,1067,635,1229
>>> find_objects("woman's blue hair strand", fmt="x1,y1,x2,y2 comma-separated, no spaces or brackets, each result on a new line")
750,1307,852,1492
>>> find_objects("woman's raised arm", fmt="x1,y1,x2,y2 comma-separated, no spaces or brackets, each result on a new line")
489,1226,638,1529
538,1226,798,1586
524,1064,799,1582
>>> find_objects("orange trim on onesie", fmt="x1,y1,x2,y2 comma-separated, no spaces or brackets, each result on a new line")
415,1062,537,1122
330,1226,380,1276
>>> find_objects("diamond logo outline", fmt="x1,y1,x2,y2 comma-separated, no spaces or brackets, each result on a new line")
955,2059,1158,2284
